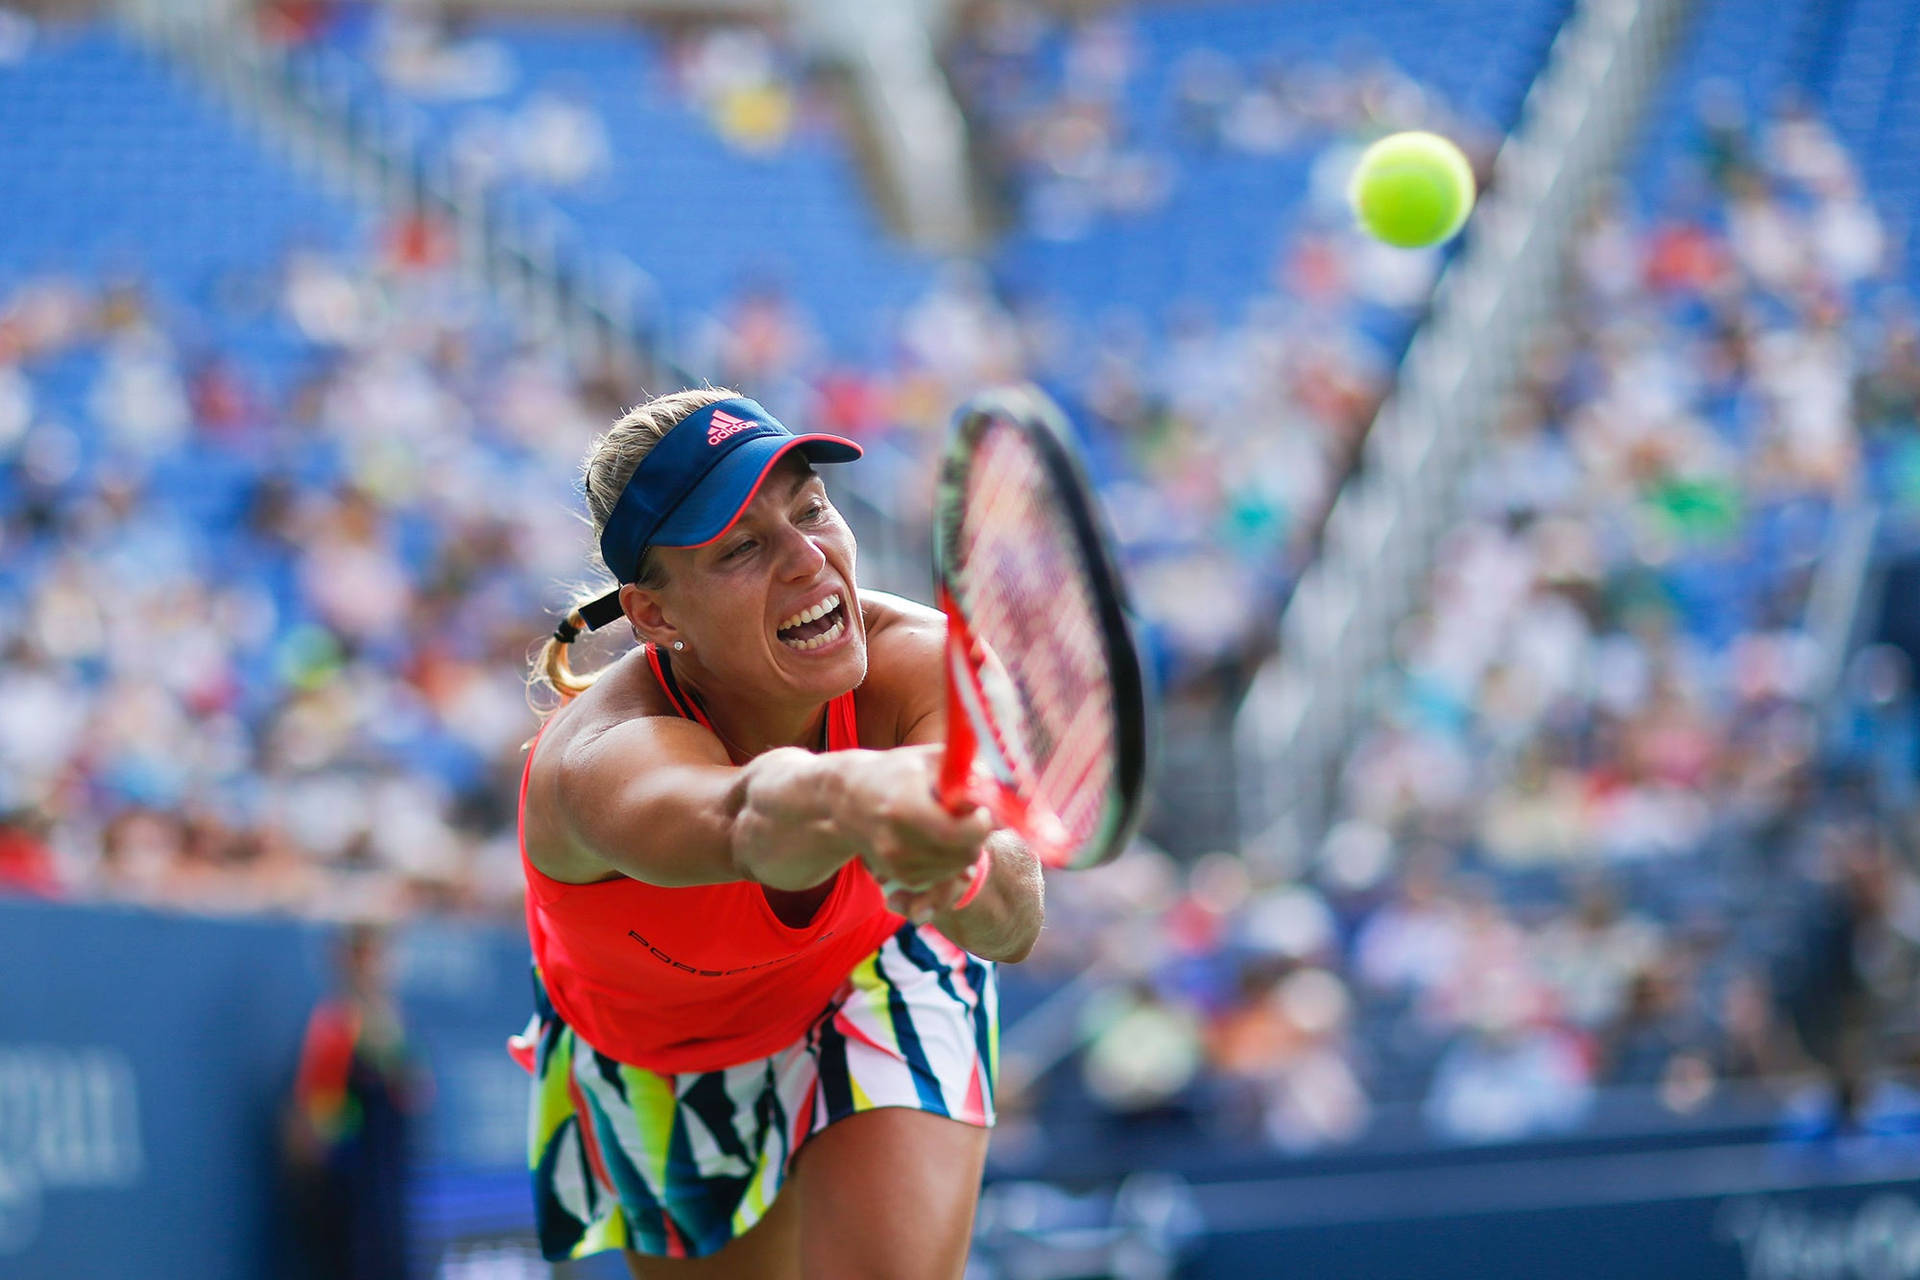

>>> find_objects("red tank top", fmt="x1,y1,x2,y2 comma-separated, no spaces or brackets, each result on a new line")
519,647,902,1073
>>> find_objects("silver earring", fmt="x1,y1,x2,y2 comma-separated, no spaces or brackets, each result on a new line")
673,640,685,651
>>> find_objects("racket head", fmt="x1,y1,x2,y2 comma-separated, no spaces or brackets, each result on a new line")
934,384,1152,870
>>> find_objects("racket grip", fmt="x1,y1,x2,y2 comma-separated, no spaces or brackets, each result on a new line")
937,748,974,814
938,648,979,814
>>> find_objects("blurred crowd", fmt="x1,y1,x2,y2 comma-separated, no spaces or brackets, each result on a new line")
996,91,1920,1152
3,3,1920,1162
0,4,1507,922
1342,98,1884,870
875,7,1504,691
0,238,614,919
948,2,1495,243
258,0,1501,692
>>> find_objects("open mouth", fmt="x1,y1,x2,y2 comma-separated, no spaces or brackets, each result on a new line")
776,592,848,652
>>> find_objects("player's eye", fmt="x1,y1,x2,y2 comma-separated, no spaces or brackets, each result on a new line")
799,499,829,523
723,538,757,561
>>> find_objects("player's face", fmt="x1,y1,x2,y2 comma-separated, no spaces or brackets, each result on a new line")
653,453,866,703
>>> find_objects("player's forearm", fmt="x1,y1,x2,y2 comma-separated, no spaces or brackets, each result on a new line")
933,833,1044,963
731,743,995,894
727,747,861,891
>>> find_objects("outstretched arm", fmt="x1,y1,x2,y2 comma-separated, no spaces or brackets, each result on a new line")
534,713,992,894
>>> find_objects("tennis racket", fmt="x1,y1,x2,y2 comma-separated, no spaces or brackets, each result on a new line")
933,384,1151,871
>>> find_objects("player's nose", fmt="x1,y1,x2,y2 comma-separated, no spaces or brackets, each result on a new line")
773,523,828,580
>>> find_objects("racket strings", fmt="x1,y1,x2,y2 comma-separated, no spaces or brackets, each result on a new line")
953,428,1117,848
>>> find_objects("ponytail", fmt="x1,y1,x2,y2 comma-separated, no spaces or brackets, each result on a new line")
530,386,731,715
528,590,610,710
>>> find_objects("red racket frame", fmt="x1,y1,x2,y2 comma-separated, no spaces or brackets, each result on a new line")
932,386,1151,873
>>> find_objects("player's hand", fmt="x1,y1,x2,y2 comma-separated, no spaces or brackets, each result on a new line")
885,854,987,924
840,745,993,893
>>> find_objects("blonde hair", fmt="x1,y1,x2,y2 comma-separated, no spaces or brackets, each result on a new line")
531,386,742,704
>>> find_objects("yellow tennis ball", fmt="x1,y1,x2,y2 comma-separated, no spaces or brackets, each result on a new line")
1347,131,1477,249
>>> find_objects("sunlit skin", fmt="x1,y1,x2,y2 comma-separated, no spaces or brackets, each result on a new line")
523,445,1040,934
519,446,1045,1278
614,453,982,921
622,1107,987,1280
621,453,867,761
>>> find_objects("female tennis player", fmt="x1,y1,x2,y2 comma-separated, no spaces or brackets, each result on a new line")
513,386,1044,1279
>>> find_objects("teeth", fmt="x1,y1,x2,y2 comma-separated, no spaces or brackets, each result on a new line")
780,619,845,652
777,593,840,633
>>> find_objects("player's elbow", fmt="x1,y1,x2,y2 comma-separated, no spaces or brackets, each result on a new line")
989,895,1046,964
994,931,1039,965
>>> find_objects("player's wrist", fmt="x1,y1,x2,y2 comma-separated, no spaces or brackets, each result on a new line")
732,748,854,889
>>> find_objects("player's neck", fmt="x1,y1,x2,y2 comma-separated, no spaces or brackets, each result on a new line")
674,670,830,761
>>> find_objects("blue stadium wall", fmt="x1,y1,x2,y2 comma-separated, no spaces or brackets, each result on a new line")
0,898,534,1280
1188,1163,1920,1279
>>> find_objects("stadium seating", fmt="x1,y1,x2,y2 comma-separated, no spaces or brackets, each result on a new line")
288,0,1572,360
0,21,596,918
271,1,1576,693
984,0,1571,336
2,0,1915,1184
283,10,932,361
1253,0,1920,1127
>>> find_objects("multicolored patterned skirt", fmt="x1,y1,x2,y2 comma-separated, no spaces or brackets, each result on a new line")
513,922,997,1262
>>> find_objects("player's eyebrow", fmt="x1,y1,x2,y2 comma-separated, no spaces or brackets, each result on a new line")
782,464,821,500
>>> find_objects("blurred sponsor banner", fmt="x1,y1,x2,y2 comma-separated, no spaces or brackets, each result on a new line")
1188,1151,1920,1280
0,899,533,1280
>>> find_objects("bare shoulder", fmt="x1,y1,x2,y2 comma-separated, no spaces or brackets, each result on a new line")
524,649,727,881
860,589,946,684
855,589,947,748
530,648,668,770
861,588,944,644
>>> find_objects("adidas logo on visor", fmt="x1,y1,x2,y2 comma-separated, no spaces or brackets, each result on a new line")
707,409,758,446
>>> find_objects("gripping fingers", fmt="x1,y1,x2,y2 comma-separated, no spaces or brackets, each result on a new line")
919,801,994,850
875,802,993,891
884,857,986,924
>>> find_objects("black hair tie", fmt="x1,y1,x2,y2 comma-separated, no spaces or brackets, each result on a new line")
553,617,582,645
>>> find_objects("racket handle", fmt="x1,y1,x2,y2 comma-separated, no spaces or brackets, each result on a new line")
939,622,981,813
937,747,974,814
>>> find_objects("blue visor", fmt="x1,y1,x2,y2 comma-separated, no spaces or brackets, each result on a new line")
597,397,862,586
